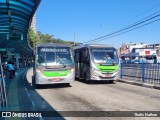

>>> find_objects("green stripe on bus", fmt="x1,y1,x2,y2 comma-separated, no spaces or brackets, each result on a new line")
43,70,69,77
96,65,118,72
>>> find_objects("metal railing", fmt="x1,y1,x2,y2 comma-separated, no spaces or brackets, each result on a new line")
0,55,7,109
120,61,160,85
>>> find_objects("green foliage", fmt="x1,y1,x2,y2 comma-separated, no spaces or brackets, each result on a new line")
28,28,75,48
28,28,39,47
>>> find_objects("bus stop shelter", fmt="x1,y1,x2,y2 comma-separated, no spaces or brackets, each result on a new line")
0,0,41,59
0,0,41,108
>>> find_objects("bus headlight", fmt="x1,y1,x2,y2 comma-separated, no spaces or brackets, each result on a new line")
90,67,100,72
36,68,41,73
70,68,75,72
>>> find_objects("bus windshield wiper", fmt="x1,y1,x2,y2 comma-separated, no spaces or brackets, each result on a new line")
110,59,115,65
57,56,66,68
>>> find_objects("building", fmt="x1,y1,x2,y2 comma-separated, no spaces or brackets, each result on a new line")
148,44,160,56
119,43,148,57
119,43,129,56
148,44,160,48
30,14,36,32
132,48,157,56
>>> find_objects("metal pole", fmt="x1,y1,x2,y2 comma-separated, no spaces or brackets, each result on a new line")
0,81,4,108
74,32,76,47
0,54,7,108
120,60,123,79
142,60,145,82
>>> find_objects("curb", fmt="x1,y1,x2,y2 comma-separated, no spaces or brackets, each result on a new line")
25,67,33,82
117,79,160,90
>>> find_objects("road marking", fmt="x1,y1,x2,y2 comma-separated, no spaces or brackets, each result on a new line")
25,87,30,97
31,100,36,109
24,69,45,120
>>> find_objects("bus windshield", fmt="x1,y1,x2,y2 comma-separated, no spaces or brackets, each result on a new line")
91,48,119,65
37,47,74,66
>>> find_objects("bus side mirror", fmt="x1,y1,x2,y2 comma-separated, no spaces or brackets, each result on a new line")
32,51,35,57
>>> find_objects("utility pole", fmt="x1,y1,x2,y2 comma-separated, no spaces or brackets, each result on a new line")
74,32,76,47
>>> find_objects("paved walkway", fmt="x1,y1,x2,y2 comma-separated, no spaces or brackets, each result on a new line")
1,68,30,120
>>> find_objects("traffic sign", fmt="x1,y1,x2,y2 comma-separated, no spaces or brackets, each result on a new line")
0,48,6,52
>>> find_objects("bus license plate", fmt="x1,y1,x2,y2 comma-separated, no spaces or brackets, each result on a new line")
105,74,111,77
52,78,60,81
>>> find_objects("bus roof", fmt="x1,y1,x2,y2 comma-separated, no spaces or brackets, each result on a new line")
74,44,114,50
36,43,71,48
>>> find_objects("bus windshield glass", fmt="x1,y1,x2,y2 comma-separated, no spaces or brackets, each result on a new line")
37,47,74,66
91,48,119,64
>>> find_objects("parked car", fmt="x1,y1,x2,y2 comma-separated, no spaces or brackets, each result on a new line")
133,59,140,64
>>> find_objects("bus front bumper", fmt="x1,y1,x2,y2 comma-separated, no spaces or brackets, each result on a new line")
35,71,75,84
90,71,119,81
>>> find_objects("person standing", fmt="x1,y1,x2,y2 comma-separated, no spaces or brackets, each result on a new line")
11,60,16,76
4,61,8,72
8,61,14,79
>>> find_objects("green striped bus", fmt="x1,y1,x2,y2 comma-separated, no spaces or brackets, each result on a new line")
74,44,119,82
33,43,75,86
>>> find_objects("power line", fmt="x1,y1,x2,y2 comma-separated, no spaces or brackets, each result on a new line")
119,10,160,30
104,2,160,33
89,1,160,43
89,18,160,43
85,13,160,43
84,11,160,44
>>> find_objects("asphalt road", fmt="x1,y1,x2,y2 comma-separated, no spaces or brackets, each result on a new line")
25,68,160,120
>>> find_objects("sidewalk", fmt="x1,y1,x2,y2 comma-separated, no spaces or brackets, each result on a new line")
1,68,31,120
5,69,23,111
118,78,160,90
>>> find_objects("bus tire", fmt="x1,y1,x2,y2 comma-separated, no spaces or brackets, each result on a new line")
84,73,91,84
86,80,91,84
109,80,114,83
64,83,70,86
32,75,39,89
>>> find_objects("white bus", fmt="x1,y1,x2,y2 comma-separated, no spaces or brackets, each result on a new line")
74,44,119,83
33,43,75,86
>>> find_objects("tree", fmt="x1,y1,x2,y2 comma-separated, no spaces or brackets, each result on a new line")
28,28,77,47
28,28,36,47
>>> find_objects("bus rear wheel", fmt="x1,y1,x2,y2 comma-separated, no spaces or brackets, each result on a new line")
84,73,91,84
32,75,39,89
64,83,70,86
